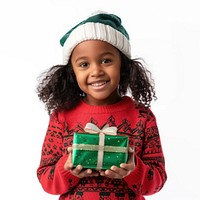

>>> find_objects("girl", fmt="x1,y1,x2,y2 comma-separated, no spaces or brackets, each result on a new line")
36,12,167,200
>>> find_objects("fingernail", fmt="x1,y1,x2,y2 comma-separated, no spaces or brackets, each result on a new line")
105,170,109,175
77,165,82,170
129,147,135,152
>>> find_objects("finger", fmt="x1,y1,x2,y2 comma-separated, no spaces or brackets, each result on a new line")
75,168,91,178
64,162,73,170
104,169,123,179
127,147,135,165
64,152,73,170
129,146,135,153
110,165,128,178
86,169,92,175
84,169,99,177
100,170,106,176
120,163,135,171
120,147,136,172
75,168,99,178
71,165,83,176
67,146,73,153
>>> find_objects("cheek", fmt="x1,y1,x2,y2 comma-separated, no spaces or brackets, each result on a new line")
111,68,121,83
75,74,87,89
72,68,83,84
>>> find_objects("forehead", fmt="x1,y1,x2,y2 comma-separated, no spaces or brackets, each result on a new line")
71,40,120,58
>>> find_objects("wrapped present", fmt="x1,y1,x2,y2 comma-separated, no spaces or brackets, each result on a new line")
72,123,128,170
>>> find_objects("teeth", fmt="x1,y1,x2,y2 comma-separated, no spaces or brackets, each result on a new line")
91,82,106,87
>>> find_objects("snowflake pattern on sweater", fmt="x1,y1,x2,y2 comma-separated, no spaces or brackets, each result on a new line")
37,96,167,200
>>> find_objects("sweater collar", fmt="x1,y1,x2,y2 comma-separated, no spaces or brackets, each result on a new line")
76,96,134,114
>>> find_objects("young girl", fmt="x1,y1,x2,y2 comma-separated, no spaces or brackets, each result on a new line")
36,12,167,200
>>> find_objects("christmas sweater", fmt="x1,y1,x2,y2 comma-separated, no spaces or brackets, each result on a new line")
37,96,167,200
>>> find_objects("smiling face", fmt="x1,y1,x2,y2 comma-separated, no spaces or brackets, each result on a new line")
71,40,122,105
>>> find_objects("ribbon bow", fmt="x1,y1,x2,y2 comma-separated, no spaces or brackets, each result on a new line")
84,123,117,135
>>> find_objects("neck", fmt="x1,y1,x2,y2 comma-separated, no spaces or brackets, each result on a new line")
83,94,122,106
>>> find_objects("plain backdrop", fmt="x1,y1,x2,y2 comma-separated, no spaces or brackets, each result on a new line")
0,0,200,199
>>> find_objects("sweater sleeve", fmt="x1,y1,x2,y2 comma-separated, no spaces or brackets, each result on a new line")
124,109,167,195
36,112,80,195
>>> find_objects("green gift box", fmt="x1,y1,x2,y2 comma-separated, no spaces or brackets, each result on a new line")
72,132,128,170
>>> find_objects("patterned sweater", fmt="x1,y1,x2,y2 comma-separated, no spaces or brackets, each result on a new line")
37,96,167,200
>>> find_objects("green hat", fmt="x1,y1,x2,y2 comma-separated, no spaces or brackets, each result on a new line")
60,12,131,65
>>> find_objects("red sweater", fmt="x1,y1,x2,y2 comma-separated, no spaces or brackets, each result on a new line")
37,96,167,200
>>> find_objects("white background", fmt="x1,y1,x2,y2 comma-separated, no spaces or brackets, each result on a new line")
0,0,200,199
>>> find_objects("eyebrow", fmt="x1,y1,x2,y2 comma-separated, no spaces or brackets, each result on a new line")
74,56,87,63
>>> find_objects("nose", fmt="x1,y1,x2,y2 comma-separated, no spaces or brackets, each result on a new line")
90,63,104,77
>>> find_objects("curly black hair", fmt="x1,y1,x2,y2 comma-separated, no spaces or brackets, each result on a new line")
36,53,157,115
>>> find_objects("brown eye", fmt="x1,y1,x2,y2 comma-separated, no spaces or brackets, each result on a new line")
102,58,112,64
80,62,89,68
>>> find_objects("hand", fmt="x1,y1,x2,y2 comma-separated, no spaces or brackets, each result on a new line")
64,147,100,178
100,147,135,179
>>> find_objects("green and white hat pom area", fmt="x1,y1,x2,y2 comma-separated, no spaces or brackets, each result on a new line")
60,12,131,65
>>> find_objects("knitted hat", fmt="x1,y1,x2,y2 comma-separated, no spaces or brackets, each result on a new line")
60,12,131,65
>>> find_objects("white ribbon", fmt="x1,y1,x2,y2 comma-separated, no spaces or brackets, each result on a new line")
84,123,117,135
84,123,117,170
